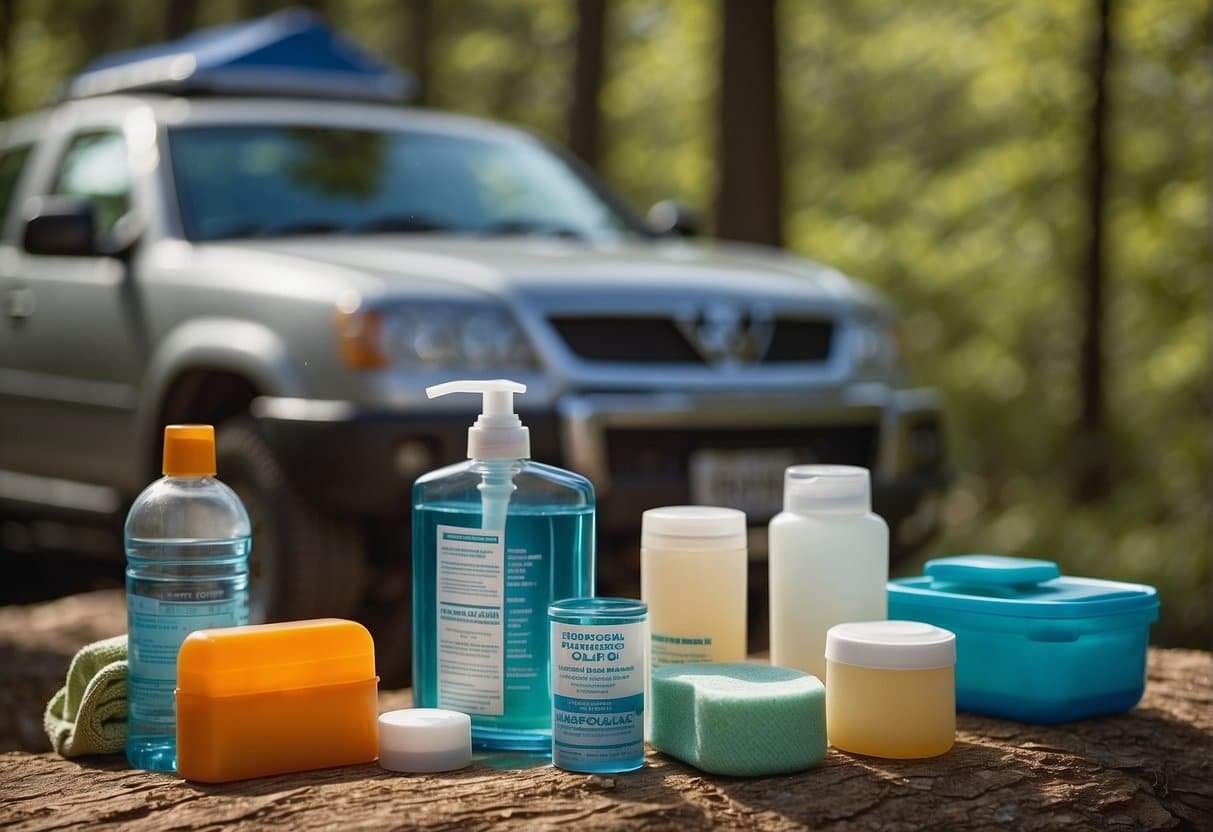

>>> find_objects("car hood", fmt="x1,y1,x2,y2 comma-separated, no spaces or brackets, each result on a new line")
209,235,887,315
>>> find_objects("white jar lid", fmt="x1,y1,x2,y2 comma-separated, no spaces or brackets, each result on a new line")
641,506,747,551
378,708,472,773
825,620,956,670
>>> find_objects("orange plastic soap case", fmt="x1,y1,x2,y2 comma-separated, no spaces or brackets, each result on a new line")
175,618,379,783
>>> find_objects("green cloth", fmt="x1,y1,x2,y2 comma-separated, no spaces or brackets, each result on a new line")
44,634,128,757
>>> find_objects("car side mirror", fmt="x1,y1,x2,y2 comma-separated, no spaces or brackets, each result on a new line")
21,197,100,257
647,200,698,237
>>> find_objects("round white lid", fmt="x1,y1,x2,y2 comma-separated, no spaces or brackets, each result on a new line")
825,620,956,670
378,708,472,773
641,505,747,551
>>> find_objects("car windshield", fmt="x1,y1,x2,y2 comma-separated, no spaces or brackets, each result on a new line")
167,124,641,242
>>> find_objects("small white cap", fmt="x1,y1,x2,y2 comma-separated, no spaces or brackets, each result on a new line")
641,505,747,551
783,465,871,515
378,708,472,773
825,620,956,670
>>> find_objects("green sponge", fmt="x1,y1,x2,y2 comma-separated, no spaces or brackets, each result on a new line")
649,663,826,777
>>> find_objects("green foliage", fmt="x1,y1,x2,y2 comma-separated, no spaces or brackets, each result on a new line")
599,0,716,213
774,0,1210,648
2,0,1207,644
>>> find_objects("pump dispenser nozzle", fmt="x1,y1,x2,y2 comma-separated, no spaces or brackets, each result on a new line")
426,379,531,460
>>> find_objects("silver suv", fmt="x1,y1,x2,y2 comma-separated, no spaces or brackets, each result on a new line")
0,90,946,623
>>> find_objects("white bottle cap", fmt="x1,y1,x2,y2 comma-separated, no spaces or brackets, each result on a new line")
377,708,472,773
783,465,871,515
426,379,531,460
641,505,747,552
825,620,956,670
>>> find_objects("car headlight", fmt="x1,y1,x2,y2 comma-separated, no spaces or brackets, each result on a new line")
335,302,537,370
851,317,903,371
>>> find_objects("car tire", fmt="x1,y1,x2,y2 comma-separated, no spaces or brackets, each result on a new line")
215,417,366,622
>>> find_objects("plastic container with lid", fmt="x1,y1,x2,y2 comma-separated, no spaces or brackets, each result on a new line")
825,620,956,759
641,506,747,669
175,618,379,782
769,465,888,681
549,597,648,774
888,555,1159,723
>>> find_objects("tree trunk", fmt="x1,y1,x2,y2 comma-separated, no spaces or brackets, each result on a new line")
1075,0,1112,501
241,0,280,19
714,0,782,247
77,1,123,64
567,0,607,169
408,0,434,107
0,0,13,119
163,0,200,40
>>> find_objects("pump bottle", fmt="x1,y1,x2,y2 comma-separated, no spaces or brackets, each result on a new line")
411,380,596,751
768,465,888,681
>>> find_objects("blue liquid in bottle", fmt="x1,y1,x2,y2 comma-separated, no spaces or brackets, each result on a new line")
412,461,595,752
125,427,249,772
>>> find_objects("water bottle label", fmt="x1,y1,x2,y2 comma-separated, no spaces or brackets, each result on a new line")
127,593,244,682
551,621,645,767
435,525,505,716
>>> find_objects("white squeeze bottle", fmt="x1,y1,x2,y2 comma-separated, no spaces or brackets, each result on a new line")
768,465,888,681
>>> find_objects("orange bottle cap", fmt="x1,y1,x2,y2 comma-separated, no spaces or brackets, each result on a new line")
162,424,216,477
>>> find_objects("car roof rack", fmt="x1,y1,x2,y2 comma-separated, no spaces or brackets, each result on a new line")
63,8,415,103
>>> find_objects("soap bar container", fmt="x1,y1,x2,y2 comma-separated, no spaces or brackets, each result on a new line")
175,619,379,783
888,555,1159,723
412,380,595,751
825,620,956,759
549,598,648,774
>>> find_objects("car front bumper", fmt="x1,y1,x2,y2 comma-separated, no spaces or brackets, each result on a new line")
251,384,949,555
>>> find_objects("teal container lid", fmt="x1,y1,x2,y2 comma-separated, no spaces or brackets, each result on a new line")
889,555,1159,620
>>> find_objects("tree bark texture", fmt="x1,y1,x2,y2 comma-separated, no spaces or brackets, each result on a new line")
1075,0,1112,501
404,0,434,107
715,0,783,247
1,591,1210,830
567,0,607,169
240,0,280,18
0,0,14,118
163,0,200,40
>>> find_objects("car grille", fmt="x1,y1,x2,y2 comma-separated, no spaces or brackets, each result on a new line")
548,316,834,364
550,316,701,363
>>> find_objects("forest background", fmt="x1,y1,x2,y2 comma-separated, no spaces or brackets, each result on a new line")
0,0,1207,646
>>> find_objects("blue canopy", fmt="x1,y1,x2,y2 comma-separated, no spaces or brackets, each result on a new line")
66,8,415,102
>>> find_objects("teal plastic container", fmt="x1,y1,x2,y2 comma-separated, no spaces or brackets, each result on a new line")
888,555,1158,723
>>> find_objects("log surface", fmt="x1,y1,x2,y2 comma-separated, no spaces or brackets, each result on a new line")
0,591,1210,831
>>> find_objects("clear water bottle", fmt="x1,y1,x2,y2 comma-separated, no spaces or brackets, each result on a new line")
125,424,250,771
